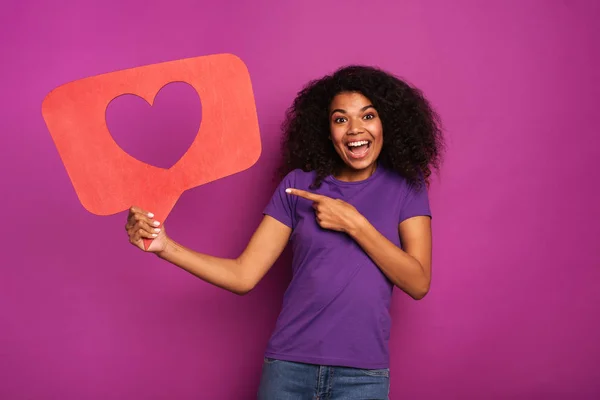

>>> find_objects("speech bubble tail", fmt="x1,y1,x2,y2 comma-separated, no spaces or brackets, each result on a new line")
142,237,153,251
136,192,180,253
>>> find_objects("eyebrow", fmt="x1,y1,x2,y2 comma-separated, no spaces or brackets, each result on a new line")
330,104,375,116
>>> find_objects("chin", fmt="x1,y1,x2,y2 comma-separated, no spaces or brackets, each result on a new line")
346,159,375,170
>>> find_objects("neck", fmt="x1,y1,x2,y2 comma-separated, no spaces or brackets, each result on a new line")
334,163,378,182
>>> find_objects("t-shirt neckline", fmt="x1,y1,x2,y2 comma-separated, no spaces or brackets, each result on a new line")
324,165,383,187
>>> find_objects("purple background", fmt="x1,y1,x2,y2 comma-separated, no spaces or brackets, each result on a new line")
2,0,599,399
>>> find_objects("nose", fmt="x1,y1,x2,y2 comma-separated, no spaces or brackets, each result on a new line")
347,117,364,135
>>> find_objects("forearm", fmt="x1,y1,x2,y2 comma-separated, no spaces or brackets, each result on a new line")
347,217,430,299
156,237,249,295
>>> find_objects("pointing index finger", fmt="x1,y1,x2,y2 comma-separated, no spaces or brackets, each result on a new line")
285,188,323,202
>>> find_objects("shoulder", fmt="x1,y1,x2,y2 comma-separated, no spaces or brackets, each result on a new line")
379,169,431,220
380,167,426,190
279,168,317,190
377,166,411,190
376,167,429,209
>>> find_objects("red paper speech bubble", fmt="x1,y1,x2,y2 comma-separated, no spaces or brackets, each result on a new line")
42,54,261,249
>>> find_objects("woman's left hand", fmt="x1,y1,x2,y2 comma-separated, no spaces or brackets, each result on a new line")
286,188,365,234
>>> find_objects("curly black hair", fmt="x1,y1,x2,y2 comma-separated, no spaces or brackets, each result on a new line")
278,65,444,189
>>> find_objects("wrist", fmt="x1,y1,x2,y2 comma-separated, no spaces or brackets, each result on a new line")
346,213,369,238
156,237,175,259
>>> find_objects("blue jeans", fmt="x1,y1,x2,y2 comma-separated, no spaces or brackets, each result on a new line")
257,357,390,399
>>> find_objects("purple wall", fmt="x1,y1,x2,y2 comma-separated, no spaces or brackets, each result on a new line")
2,1,599,398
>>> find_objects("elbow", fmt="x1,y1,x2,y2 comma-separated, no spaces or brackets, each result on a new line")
408,281,430,301
232,286,253,296
408,267,431,300
228,258,256,296
231,277,257,296
394,281,430,300
232,288,251,296
410,287,429,300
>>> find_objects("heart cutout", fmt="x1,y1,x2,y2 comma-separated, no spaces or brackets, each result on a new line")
106,81,202,169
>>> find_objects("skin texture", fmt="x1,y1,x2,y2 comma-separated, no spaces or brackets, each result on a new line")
125,210,290,295
329,92,383,181
125,66,441,300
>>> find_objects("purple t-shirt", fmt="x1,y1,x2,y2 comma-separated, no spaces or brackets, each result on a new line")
262,166,431,369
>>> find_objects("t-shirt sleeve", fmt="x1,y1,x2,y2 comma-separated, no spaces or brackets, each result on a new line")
263,171,297,229
399,178,432,224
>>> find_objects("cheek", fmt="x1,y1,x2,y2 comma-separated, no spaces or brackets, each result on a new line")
377,121,383,141
370,121,384,143
329,129,346,147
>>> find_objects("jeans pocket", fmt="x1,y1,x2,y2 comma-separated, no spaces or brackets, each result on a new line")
263,357,279,364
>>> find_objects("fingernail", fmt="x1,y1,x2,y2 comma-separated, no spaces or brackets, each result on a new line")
152,234,158,237
285,188,292,193
153,221,160,226
148,212,154,218
154,228,161,233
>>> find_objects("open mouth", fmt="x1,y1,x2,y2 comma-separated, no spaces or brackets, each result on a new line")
346,140,371,159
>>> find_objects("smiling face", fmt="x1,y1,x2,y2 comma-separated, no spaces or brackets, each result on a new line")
329,91,383,181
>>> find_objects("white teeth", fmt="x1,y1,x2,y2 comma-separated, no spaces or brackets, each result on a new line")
348,140,369,147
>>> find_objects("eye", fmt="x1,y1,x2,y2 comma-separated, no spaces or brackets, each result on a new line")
333,116,347,124
363,113,375,120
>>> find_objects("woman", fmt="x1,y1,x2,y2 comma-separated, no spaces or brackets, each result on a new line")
125,65,444,399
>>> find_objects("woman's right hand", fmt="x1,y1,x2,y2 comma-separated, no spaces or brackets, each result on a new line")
125,206,168,253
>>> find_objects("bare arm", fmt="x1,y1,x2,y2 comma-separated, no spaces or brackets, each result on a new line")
126,207,291,295
157,216,291,295
347,215,432,300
